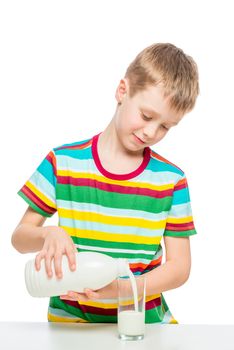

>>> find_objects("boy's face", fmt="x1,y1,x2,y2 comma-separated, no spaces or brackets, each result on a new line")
114,78,184,154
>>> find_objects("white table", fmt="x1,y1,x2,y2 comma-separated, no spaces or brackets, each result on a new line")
1,322,234,350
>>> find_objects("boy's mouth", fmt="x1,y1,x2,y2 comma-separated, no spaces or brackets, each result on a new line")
133,134,146,144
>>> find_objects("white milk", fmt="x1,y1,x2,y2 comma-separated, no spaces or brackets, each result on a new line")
118,310,145,336
128,269,139,312
118,269,145,337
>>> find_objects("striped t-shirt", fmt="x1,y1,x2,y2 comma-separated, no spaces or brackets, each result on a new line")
18,132,197,324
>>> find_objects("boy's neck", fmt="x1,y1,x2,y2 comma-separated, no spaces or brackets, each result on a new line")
96,126,146,175
98,121,144,160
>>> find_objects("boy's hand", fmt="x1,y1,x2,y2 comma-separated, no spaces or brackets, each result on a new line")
34,226,77,279
60,280,118,301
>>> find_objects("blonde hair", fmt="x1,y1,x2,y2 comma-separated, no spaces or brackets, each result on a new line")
124,43,199,114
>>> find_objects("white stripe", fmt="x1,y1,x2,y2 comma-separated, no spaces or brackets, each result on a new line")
29,171,55,202
75,244,156,255
168,202,193,217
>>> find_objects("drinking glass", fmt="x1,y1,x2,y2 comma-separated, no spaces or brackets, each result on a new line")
117,274,146,340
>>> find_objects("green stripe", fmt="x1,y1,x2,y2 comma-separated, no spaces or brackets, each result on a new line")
17,191,52,217
72,236,159,251
164,229,197,237
145,307,165,323
50,296,88,320
82,313,117,323
56,184,172,214
77,248,155,260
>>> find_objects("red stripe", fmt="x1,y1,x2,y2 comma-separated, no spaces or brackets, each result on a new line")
165,222,195,231
130,257,162,274
21,185,56,214
57,176,173,199
46,151,57,176
63,296,161,314
146,296,161,310
174,183,187,191
63,300,117,316
131,264,161,274
174,178,187,191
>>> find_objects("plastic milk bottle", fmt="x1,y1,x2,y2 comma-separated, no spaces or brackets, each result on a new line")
25,251,130,297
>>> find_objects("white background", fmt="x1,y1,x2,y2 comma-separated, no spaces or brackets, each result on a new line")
1,0,233,324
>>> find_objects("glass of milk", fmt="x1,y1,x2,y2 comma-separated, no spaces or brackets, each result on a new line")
117,274,146,340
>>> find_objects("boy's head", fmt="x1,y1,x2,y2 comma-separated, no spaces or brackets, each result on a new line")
123,43,199,114
112,43,199,153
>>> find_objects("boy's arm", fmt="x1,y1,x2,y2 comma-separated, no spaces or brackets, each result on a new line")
144,235,191,295
11,206,77,278
62,236,191,302
11,206,48,253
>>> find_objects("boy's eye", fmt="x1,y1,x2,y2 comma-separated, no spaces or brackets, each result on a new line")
142,114,151,121
142,113,169,130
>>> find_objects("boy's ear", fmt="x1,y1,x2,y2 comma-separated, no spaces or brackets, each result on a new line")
115,78,129,104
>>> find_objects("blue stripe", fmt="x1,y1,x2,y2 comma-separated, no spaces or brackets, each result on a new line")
37,158,55,186
147,156,184,176
172,188,190,205
48,306,82,319
54,138,92,159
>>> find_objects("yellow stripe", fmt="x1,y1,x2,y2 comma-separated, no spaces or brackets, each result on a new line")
48,312,88,323
146,294,161,301
169,317,179,324
58,208,166,230
167,216,193,224
61,226,161,245
57,170,174,191
78,300,118,308
26,181,56,209
75,294,160,309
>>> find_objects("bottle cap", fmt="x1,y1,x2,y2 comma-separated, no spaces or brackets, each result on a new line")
117,258,130,277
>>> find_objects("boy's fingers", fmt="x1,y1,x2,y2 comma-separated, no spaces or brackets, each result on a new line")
34,255,41,271
66,247,77,271
62,290,98,301
60,295,74,301
45,253,53,278
35,250,46,270
66,291,87,301
67,291,78,298
54,253,63,279
84,288,99,299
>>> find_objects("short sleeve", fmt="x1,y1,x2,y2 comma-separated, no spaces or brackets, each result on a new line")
164,175,197,237
17,150,57,217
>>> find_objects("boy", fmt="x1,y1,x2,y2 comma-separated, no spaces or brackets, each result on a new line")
12,43,199,324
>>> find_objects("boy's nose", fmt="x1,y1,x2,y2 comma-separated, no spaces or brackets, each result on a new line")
143,124,159,141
